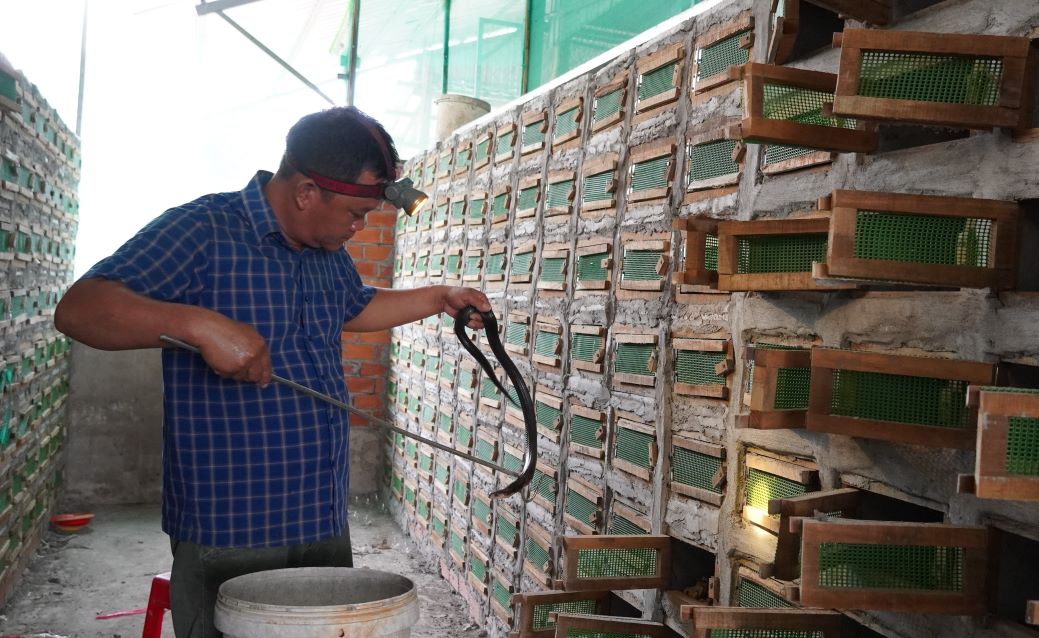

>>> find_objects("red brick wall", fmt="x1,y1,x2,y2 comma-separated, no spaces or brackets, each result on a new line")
342,209,397,427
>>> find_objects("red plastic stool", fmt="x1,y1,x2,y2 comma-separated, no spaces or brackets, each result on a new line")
142,571,171,638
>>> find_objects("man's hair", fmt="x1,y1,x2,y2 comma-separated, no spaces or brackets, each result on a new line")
279,106,399,184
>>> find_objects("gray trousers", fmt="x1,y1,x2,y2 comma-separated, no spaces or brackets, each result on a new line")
169,524,353,638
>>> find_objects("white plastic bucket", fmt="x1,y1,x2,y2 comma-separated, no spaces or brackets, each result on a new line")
214,567,419,638
434,93,491,142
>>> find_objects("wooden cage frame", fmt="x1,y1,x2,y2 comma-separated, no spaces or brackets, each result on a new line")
634,42,685,118
743,453,820,534
504,312,531,357
672,218,719,289
550,613,669,637
467,542,491,595
833,29,1036,130
490,569,514,623
435,147,453,179
806,347,995,449
444,248,463,282
817,190,1021,290
454,138,472,177
473,130,493,170
627,140,675,205
462,249,484,284
486,244,507,287
524,519,556,586
552,96,584,150
799,519,990,615
687,607,842,638
510,241,537,284
590,71,628,133
490,185,513,225
570,324,606,374
537,244,570,293
533,385,564,442
467,191,488,226
436,406,453,446
574,238,613,292
612,329,659,388
521,110,549,156
532,319,563,370
670,436,726,506
739,344,812,430
569,402,607,460
618,234,670,297
544,169,577,220
673,336,733,399
611,414,657,482
516,176,542,220
495,122,518,164
555,534,671,591
684,120,744,197
495,505,521,557
731,62,878,154
563,473,604,535
608,499,653,535
691,11,754,95
766,487,862,581
448,522,468,567
531,460,560,512
579,154,619,217
964,386,1039,501
510,590,610,638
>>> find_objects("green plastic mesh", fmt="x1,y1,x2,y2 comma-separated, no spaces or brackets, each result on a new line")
535,400,561,431
492,192,509,217
438,154,452,174
533,467,557,504
532,599,598,630
535,331,560,358
487,252,506,275
583,170,613,203
737,578,794,609
737,234,828,273
451,529,465,557
546,179,574,210
566,487,598,526
1006,417,1039,475
577,252,609,283
481,378,500,402
571,414,603,449
563,630,655,638
411,349,424,368
456,151,471,173
476,437,497,461
556,107,580,138
475,138,491,164
688,139,740,184
439,412,452,435
542,257,567,282
527,536,551,571
762,82,857,130
432,516,446,537
503,449,523,473
426,354,440,374
469,552,488,582
456,423,473,449
496,513,518,545
615,343,654,376
469,198,486,222
506,322,528,347
419,453,433,473
818,542,965,591
576,546,657,578
676,349,726,386
523,120,545,147
512,250,534,276
453,479,469,504
853,212,993,267
703,234,719,271
518,185,539,211
858,51,1002,106
492,579,511,610
609,514,647,535
829,369,971,429
441,359,456,382
629,156,669,193
616,426,653,469
622,249,663,282
417,498,430,520
464,255,482,277
671,446,723,494
422,403,436,423
745,468,806,513
697,31,751,80
572,333,603,363
709,626,822,638
638,61,677,101
404,484,415,504
760,143,814,166
772,366,812,410
593,88,624,122
446,254,461,274
495,130,515,157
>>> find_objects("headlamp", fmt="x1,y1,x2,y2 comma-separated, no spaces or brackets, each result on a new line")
383,177,428,216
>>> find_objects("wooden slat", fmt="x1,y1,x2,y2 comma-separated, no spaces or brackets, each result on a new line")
511,590,610,638
559,535,671,591
973,388,1039,501
769,488,861,581
688,607,842,638
551,613,668,636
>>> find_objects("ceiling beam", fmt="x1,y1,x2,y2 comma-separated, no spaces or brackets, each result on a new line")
195,0,265,17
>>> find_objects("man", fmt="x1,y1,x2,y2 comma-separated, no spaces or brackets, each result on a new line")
54,106,490,637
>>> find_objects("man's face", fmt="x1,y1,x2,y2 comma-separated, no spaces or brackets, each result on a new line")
301,169,385,251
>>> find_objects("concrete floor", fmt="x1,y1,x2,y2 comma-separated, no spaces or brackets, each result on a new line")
0,498,484,637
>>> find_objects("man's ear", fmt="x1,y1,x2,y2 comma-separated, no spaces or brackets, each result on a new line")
295,179,320,210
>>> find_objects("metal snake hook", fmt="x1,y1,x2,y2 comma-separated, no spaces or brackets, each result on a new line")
454,305,538,498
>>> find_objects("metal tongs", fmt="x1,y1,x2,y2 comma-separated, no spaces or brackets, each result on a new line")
159,305,538,498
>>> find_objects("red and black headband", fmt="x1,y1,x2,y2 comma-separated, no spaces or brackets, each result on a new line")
294,110,397,199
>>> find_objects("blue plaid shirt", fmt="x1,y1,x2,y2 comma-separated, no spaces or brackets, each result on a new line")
84,171,376,548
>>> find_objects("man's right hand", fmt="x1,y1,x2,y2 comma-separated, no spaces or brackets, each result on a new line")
191,315,272,387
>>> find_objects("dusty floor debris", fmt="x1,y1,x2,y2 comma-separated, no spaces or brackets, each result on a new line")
0,498,485,637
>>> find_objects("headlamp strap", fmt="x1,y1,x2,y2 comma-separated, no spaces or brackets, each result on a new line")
302,170,385,198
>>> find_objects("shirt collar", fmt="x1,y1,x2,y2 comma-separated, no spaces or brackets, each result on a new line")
241,171,286,247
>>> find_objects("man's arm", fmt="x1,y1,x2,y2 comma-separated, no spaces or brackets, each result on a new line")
342,285,491,332
54,278,272,384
